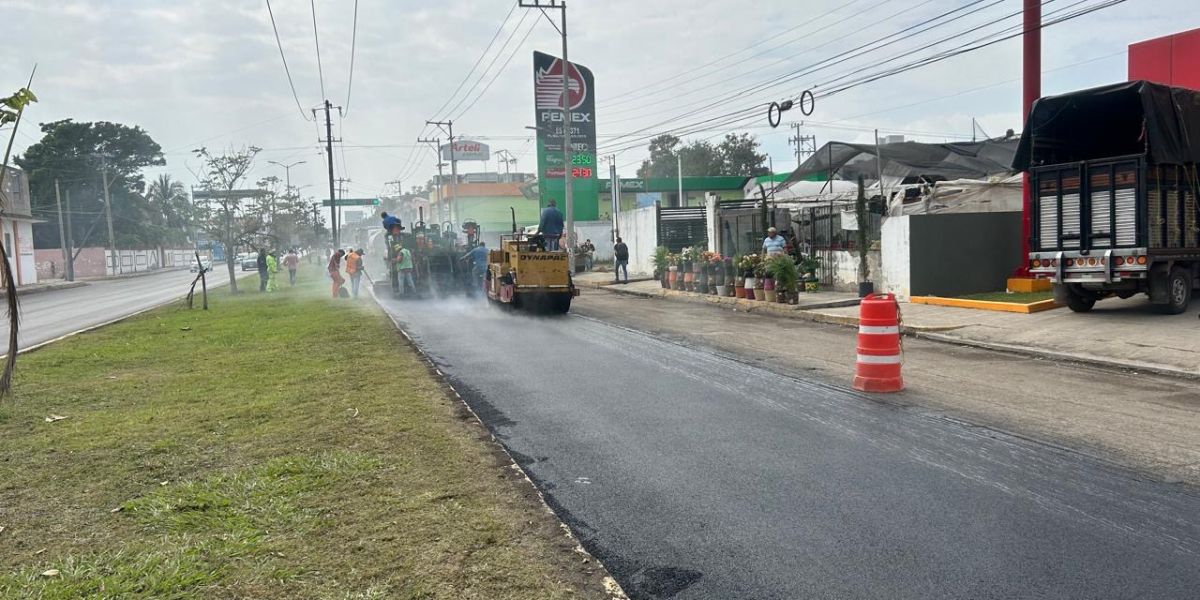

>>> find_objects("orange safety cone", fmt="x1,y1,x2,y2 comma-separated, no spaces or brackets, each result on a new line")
853,293,904,393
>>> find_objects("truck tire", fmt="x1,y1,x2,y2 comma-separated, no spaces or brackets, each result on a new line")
1157,267,1192,315
1066,291,1096,313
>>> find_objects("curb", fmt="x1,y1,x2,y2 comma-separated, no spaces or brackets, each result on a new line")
915,331,1200,381
369,289,630,599
597,284,869,316
575,276,654,289
0,281,89,298
911,295,1062,314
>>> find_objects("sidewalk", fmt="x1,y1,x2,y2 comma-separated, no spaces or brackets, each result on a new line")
595,280,1200,378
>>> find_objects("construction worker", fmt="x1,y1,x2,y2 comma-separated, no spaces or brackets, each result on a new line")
538,199,564,251
282,248,300,286
266,251,279,292
461,241,489,290
328,249,345,298
345,248,361,298
394,241,415,296
381,211,401,232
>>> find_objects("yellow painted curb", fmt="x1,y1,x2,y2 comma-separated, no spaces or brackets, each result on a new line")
910,296,1062,314
1006,277,1052,293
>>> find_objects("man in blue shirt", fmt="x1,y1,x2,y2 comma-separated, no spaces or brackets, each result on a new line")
538,199,565,251
462,241,490,289
762,227,787,256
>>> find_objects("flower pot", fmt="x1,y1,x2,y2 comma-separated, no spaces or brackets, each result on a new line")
667,266,678,288
858,281,875,298
763,277,776,291
683,271,695,291
753,288,765,301
763,289,778,303
715,285,728,297
734,285,746,298
744,277,757,290
661,274,670,289
805,280,820,293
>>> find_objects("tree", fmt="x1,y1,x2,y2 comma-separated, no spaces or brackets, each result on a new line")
717,133,770,176
15,120,167,250
146,174,193,248
0,81,38,396
635,132,769,180
193,146,264,294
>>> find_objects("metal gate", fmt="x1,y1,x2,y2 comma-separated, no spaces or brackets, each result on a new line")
658,205,707,252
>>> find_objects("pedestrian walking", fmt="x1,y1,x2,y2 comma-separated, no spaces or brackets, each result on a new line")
346,248,364,298
256,248,269,292
613,237,630,284
538,199,565,251
266,251,279,292
283,248,300,286
328,249,346,298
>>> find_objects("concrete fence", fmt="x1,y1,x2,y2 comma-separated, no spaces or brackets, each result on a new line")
614,205,658,276
35,247,197,279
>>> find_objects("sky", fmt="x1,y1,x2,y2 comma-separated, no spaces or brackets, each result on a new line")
0,0,1195,206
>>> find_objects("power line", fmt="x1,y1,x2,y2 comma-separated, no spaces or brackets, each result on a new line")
343,0,359,116
454,15,540,121
425,1,519,125
310,0,326,100
442,9,532,121
264,0,312,121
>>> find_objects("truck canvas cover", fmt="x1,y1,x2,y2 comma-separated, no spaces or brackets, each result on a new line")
1014,80,1200,170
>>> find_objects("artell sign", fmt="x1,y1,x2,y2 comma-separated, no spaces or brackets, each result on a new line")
441,140,490,162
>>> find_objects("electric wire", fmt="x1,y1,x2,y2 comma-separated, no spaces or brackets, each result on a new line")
343,0,359,117
264,0,313,121
453,15,540,121
442,9,532,121
310,0,327,100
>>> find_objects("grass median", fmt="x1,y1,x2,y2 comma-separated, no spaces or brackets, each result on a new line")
0,267,609,599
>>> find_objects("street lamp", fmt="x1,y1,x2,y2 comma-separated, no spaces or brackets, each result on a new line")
267,160,306,195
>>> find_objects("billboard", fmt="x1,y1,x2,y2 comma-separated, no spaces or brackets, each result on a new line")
534,50,598,221
441,140,491,162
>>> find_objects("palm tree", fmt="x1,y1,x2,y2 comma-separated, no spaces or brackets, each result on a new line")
146,174,191,263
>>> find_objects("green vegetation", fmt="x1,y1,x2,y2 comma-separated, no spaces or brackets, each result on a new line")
960,291,1056,304
0,269,606,599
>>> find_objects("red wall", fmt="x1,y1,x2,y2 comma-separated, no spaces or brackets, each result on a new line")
1129,28,1200,91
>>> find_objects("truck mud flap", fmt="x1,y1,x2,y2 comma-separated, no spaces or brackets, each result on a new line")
1148,263,1172,304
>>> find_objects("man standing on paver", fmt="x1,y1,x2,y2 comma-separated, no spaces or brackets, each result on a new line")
762,227,787,256
461,241,489,291
613,237,630,284
283,249,300,286
538,199,565,251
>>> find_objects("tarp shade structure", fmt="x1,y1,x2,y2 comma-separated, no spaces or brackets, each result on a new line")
1012,80,1200,170
783,138,1019,191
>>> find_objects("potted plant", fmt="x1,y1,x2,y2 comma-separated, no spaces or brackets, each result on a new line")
654,246,670,289
738,254,760,299
710,253,725,295
681,247,695,291
799,255,821,293
723,257,736,296
752,256,767,301
694,249,708,294
667,253,681,290
766,254,799,304
733,254,746,298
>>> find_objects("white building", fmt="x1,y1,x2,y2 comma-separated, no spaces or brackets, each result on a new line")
0,165,39,286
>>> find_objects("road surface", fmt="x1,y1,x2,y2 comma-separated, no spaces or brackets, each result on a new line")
1,269,227,352
375,291,1200,599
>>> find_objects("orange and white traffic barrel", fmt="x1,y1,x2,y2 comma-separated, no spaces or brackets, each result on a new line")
853,293,904,393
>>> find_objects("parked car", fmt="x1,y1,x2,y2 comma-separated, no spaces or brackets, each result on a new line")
241,256,258,271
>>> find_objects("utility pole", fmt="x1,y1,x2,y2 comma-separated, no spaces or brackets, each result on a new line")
1017,0,1041,278
335,177,351,231
788,123,816,166
426,121,458,227
495,149,516,179
417,136,444,223
607,155,619,242
64,189,75,281
99,157,119,275
54,179,71,281
676,154,684,207
519,0,573,254
313,100,341,247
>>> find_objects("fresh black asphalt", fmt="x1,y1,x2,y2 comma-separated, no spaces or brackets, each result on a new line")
376,294,1200,600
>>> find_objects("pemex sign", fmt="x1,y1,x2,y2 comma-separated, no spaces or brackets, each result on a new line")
533,50,598,221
